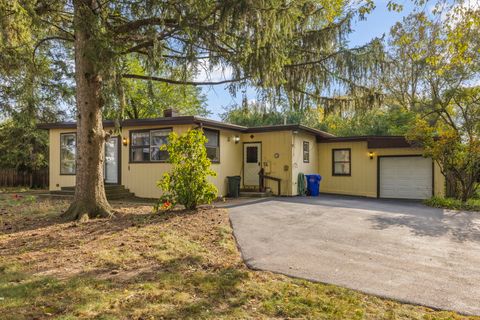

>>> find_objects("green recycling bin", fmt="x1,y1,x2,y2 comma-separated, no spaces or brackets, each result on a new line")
227,176,241,198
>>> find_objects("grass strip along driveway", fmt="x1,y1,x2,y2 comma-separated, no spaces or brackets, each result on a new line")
0,195,477,319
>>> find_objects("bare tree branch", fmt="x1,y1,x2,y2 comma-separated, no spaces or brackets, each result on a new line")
122,73,248,86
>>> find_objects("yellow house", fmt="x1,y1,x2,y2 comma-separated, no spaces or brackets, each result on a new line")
39,113,445,200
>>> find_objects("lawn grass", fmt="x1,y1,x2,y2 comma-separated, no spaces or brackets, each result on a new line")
424,196,480,212
0,187,31,194
0,196,477,319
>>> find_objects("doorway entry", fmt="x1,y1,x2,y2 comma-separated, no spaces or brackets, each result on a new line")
243,142,262,187
105,136,120,184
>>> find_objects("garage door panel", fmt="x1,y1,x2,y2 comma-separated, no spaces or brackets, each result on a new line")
379,157,432,199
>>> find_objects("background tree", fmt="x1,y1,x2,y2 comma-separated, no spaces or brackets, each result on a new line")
387,9,480,201
221,95,414,136
221,99,321,128
0,1,72,172
408,87,480,202
103,58,208,119
1,0,382,220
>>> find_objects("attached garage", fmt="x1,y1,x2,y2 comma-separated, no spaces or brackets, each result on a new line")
378,156,433,200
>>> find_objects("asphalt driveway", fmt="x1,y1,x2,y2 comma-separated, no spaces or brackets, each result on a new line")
227,195,480,315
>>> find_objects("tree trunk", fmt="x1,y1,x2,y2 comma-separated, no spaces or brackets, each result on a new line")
63,0,113,221
445,171,457,198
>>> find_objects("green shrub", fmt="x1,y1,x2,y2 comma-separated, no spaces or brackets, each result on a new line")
424,196,480,211
155,129,217,211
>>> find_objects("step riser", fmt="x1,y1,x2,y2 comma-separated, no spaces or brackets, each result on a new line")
51,191,133,197
56,189,131,193
50,184,135,199
41,193,135,200
239,192,273,198
61,186,127,191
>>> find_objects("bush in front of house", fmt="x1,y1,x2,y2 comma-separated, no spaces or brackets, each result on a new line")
155,129,217,211
424,196,480,212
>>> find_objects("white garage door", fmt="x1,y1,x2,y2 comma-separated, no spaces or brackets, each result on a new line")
379,156,432,199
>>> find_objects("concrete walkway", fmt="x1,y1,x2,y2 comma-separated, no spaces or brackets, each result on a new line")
227,195,480,315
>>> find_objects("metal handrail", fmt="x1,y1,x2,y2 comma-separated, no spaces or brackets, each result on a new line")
259,168,281,196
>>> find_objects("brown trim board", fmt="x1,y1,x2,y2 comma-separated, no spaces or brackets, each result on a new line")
318,136,418,148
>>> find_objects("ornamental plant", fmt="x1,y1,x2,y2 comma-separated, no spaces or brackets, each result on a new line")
155,129,217,211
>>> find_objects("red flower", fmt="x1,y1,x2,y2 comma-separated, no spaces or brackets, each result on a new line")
162,201,172,209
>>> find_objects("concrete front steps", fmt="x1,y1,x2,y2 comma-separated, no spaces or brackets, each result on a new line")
239,189,273,198
41,185,135,200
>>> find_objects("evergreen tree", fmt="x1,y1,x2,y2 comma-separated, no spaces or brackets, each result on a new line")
1,0,384,220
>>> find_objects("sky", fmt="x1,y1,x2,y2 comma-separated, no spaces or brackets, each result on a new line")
198,0,420,120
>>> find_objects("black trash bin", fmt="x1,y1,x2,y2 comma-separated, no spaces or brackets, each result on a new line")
227,176,241,198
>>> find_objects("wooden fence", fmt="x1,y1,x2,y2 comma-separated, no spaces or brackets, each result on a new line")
0,168,49,189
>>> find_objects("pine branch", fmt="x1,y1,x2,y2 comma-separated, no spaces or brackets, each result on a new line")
122,73,248,86
113,17,178,33
33,36,74,66
121,29,178,54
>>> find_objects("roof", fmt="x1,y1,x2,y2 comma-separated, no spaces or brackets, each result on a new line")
37,116,333,138
244,124,334,138
318,135,418,148
38,117,416,147
36,116,246,131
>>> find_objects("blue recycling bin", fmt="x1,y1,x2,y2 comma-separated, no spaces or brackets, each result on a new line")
305,174,322,196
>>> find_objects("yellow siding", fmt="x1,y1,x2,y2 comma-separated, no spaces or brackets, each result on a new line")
120,124,190,199
121,124,243,198
241,131,293,195
48,125,445,199
291,132,318,195
49,124,243,198
205,128,243,197
317,141,445,198
49,129,76,190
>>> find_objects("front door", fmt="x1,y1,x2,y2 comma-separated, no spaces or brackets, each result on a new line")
243,143,262,186
105,136,119,184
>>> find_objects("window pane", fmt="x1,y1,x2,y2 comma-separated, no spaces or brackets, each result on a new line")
150,147,169,161
130,129,171,162
61,161,76,175
334,150,350,161
61,148,75,161
246,147,258,163
303,141,309,162
60,134,76,174
206,146,219,162
61,134,76,148
151,130,170,146
131,147,149,161
204,130,219,147
334,163,350,175
132,132,150,146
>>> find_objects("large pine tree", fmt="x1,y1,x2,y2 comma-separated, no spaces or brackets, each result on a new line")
1,0,383,220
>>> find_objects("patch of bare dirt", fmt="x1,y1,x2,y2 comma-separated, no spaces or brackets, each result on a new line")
0,199,238,281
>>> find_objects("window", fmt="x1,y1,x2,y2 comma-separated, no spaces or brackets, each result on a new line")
130,128,171,162
332,149,351,176
60,133,76,175
204,129,220,163
303,141,310,163
246,146,258,163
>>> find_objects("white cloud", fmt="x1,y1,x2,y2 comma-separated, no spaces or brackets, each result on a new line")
194,59,234,83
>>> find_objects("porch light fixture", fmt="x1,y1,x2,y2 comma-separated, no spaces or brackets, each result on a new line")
368,151,374,160
233,135,240,144
122,137,128,146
